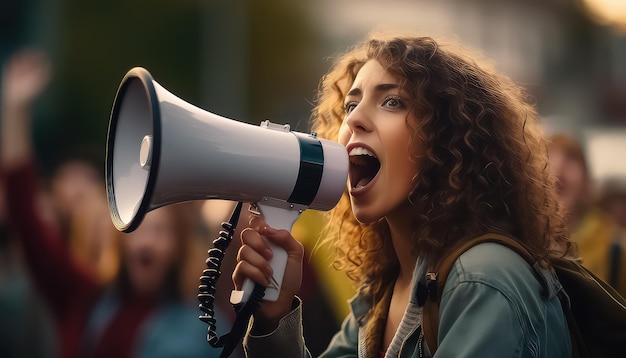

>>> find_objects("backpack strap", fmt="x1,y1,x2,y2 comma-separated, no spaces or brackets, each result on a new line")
421,233,535,355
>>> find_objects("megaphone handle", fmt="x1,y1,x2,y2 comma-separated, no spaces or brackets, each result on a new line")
232,201,303,304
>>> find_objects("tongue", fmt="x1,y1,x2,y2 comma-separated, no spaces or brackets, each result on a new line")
355,176,372,189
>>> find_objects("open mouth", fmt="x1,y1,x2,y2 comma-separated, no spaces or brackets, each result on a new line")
349,146,381,190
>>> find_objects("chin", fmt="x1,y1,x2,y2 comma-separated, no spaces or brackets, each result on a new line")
351,207,381,225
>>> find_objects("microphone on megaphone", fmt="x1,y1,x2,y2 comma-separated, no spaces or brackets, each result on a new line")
105,67,348,305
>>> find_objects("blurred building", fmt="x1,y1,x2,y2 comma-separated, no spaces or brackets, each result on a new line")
307,0,626,193
310,0,624,127
4,0,624,169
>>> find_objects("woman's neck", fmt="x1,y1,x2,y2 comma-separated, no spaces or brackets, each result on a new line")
386,213,417,282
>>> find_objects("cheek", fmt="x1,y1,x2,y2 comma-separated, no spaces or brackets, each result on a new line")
390,132,419,187
337,121,350,145
396,161,418,194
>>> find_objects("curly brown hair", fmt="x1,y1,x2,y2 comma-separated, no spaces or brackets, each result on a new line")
311,33,573,300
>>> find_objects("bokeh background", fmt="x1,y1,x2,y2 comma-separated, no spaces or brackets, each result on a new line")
1,0,625,184
1,1,626,356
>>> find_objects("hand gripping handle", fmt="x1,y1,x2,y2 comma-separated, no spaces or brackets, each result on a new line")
229,199,306,305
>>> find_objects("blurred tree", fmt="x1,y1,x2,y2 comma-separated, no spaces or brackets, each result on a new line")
0,0,34,52
32,0,204,175
202,0,327,132
245,0,326,132
28,0,329,175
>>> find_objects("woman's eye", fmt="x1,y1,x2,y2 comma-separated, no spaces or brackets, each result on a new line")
345,102,357,114
383,96,404,109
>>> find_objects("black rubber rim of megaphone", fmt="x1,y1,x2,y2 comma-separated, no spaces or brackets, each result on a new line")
105,67,162,233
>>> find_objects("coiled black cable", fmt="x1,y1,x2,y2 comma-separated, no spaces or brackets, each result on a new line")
197,201,266,358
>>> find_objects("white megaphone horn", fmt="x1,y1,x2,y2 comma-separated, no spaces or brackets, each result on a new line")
105,67,348,303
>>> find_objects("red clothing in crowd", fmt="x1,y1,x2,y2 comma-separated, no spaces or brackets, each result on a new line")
3,163,150,358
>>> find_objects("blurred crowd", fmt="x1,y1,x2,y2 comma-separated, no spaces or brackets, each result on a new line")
547,133,626,295
1,44,626,358
0,48,237,358
0,48,350,358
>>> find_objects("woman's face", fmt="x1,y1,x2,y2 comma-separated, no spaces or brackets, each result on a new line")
547,145,587,212
337,59,419,224
122,208,179,296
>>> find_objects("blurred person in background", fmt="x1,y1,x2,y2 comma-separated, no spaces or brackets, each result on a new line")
2,47,123,297
598,178,626,282
1,48,226,357
0,177,58,358
66,181,120,286
601,180,626,231
49,153,104,241
0,48,58,358
547,133,626,296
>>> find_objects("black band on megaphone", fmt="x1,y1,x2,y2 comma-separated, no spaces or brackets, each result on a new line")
288,134,324,206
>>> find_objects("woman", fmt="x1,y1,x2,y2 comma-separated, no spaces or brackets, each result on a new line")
233,34,574,357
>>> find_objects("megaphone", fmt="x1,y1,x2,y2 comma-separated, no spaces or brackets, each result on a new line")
105,67,348,303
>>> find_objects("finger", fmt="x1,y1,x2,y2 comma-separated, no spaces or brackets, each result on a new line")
248,215,267,231
236,244,274,278
245,215,304,261
240,227,273,260
262,226,305,256
247,215,294,246
232,259,270,290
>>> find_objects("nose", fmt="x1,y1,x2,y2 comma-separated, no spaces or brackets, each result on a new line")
338,103,372,145
344,102,372,135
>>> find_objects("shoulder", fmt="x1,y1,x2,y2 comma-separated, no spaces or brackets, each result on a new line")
435,243,571,357
443,242,540,299
457,242,531,270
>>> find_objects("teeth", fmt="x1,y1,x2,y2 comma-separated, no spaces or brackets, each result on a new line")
349,147,376,158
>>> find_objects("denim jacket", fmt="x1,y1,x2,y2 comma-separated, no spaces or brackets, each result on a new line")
244,242,572,357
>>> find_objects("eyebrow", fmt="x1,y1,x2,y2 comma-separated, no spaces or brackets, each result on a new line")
346,83,400,97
